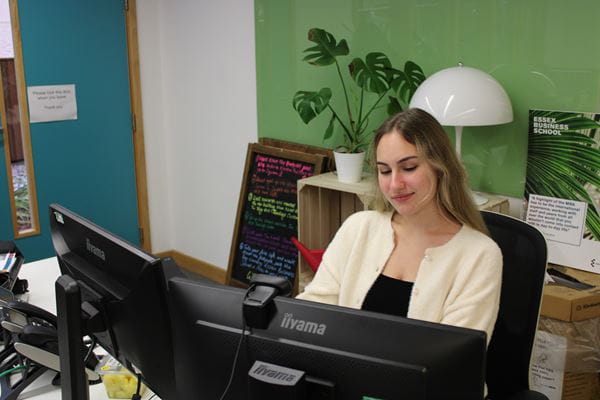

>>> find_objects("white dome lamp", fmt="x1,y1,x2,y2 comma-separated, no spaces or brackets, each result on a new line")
409,63,513,205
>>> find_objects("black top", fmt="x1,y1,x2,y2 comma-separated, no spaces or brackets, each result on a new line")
361,274,414,318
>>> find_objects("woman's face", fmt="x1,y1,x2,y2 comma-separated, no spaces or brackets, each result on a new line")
376,131,438,217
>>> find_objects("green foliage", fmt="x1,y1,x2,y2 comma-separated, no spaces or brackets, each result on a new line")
302,28,349,66
292,28,426,153
392,61,426,104
292,89,332,124
13,185,32,231
526,110,600,240
348,52,393,95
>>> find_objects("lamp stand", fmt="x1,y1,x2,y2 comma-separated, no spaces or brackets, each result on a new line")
471,191,488,206
455,126,463,157
454,126,488,206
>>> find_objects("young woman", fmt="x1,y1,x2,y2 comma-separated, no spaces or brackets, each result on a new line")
296,108,502,343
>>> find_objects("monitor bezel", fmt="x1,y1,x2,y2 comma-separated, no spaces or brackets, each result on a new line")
167,275,487,400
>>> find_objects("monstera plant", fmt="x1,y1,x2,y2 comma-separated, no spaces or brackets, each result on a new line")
292,28,426,154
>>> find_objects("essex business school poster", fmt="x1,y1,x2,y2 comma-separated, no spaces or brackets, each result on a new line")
525,110,600,273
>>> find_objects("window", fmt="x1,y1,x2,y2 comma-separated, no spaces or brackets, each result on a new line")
0,0,39,237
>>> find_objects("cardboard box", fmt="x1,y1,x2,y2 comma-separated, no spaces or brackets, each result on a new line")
541,266,600,321
536,268,600,400
562,373,597,400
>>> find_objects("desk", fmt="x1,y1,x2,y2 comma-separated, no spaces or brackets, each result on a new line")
11,257,158,400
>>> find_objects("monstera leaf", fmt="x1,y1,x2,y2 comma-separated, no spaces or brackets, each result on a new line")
292,89,332,124
348,52,394,95
302,28,349,66
387,96,403,116
324,113,336,140
391,61,426,104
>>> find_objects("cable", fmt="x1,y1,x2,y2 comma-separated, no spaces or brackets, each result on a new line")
136,373,142,393
0,365,27,378
130,372,143,400
217,317,247,400
217,286,253,400
83,336,97,363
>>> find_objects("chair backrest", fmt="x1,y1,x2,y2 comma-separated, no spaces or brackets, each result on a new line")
482,211,548,398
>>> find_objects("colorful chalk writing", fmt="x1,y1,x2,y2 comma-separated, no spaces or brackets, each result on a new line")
247,194,297,220
229,146,321,286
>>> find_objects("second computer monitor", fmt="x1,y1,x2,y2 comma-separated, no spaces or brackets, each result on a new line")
50,204,177,399
167,276,487,400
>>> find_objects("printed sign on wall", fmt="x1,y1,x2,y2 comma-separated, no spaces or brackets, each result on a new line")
525,110,600,273
27,84,77,123
526,195,587,246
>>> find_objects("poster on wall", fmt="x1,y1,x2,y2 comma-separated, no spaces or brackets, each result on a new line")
27,84,77,123
525,109,600,273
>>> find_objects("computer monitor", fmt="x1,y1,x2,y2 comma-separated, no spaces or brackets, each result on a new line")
167,275,487,400
49,204,177,399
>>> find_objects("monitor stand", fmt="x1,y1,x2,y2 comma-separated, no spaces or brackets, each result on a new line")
56,275,89,400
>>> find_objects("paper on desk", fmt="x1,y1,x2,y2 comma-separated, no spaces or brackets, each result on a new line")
530,331,567,400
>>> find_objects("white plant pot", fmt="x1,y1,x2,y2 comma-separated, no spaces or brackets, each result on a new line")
333,151,366,183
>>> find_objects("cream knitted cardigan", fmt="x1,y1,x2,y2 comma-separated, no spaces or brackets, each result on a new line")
297,210,503,344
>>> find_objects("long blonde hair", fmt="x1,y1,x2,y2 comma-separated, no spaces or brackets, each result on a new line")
370,108,489,235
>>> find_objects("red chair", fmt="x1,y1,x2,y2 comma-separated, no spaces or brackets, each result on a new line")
290,237,324,272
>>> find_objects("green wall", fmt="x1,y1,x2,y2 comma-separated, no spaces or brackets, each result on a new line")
255,0,600,197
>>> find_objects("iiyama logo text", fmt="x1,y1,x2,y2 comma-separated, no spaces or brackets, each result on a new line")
251,364,297,382
86,238,105,261
280,313,326,335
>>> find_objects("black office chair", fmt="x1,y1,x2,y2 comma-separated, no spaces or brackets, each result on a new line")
482,211,548,400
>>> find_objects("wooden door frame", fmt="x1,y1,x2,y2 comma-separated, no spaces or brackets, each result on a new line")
125,0,152,252
3,0,152,249
4,0,40,238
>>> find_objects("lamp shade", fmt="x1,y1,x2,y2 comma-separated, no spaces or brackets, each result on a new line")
409,65,513,126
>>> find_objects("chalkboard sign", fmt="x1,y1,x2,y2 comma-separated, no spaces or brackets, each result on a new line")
259,137,335,172
226,143,324,291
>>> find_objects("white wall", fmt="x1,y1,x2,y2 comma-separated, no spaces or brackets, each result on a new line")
136,0,173,255
137,0,257,268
